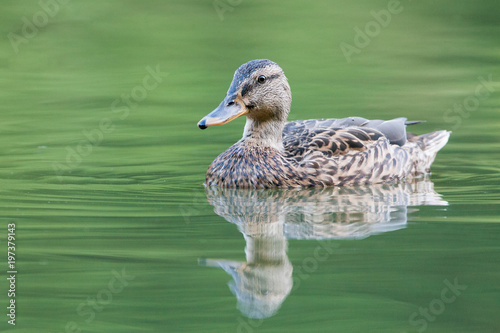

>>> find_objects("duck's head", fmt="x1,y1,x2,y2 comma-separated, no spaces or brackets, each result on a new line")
198,59,292,130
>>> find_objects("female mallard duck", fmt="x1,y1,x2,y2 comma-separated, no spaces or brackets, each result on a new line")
198,59,450,188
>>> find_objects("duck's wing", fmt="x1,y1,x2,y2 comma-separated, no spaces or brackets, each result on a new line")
283,117,420,159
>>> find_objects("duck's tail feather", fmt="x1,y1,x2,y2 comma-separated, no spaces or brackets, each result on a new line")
409,130,451,175
405,120,425,126
420,130,451,155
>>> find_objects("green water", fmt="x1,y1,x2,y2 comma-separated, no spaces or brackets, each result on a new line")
1,1,500,332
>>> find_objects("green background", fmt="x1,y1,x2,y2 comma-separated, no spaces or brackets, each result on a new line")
1,0,499,332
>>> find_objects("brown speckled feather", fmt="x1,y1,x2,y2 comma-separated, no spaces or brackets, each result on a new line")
205,118,450,188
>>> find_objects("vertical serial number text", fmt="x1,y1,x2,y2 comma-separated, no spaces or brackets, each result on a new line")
7,223,16,325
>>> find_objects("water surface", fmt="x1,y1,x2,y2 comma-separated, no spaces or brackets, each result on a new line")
1,1,499,332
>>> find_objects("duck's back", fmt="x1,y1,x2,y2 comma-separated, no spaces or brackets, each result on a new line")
281,117,450,186
205,117,449,188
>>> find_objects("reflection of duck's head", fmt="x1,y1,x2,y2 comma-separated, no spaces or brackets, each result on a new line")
201,180,447,318
202,253,292,319
200,230,292,319
229,262,292,319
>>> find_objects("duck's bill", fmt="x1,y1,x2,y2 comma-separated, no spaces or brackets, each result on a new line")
198,99,248,130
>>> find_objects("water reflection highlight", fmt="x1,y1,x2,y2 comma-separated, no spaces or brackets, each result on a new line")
200,179,447,319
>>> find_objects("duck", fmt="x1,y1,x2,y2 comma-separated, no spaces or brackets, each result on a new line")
198,59,450,188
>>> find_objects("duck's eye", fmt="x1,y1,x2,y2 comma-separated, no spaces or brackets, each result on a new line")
257,75,266,83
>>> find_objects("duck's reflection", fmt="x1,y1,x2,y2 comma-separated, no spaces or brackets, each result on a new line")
199,179,447,319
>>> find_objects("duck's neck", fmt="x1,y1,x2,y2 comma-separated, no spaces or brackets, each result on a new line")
242,118,285,151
